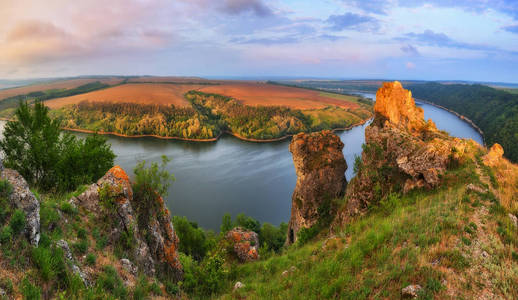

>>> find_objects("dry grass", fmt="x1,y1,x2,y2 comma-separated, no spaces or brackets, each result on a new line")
0,77,124,101
491,158,518,213
45,83,204,108
199,82,362,110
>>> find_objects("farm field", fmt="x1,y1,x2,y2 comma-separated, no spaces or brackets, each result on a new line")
0,77,124,100
199,82,362,109
45,83,204,108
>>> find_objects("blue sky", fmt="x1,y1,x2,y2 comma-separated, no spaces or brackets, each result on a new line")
0,0,517,82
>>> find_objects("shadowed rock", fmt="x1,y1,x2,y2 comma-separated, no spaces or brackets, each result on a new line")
287,130,347,244
0,167,40,246
226,227,259,262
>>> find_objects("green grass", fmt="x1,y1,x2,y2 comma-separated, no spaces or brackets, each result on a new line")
217,185,468,299
318,92,362,103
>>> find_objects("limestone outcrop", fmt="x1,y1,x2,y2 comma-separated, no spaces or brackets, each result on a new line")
483,143,504,166
337,81,459,223
225,227,259,262
72,166,183,280
0,167,40,246
287,130,347,244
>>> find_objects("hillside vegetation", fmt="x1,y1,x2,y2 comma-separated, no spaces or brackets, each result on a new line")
50,91,371,140
407,82,518,163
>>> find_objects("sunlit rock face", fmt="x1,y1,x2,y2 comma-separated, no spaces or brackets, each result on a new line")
226,227,260,262
335,81,465,227
483,143,504,166
287,130,347,244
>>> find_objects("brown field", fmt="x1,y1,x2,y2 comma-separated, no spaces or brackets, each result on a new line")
199,82,361,109
45,83,205,109
0,77,124,100
127,76,217,84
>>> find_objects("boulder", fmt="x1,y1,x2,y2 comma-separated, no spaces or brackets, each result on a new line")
56,239,89,286
0,168,40,246
233,281,244,291
120,258,138,276
287,130,347,244
226,227,259,262
402,284,422,298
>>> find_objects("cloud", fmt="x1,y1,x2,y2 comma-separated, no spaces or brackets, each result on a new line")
220,0,273,17
401,44,419,56
341,0,389,15
503,25,518,34
231,36,298,45
397,30,495,51
326,13,378,31
319,34,347,41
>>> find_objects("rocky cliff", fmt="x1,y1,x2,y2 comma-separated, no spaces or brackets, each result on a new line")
287,130,347,244
71,165,183,280
337,81,470,223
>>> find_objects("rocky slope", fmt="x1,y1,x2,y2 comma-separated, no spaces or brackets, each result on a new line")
287,130,347,244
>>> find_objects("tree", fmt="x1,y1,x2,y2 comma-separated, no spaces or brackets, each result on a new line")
0,101,115,192
220,213,233,234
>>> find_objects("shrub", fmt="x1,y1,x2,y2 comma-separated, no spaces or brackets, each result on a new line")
31,246,66,283
77,227,87,240
21,278,41,300
0,277,13,294
0,225,12,243
259,222,288,252
149,281,162,295
133,275,150,300
0,180,12,199
235,213,261,233
40,202,60,231
165,281,179,295
173,216,209,260
86,253,96,266
10,209,26,235
220,213,233,234
96,266,128,299
60,201,77,215
297,225,320,245
0,101,115,192
73,239,88,255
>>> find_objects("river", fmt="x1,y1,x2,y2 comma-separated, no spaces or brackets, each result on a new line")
0,93,483,231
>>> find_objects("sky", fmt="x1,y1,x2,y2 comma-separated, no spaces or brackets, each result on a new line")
0,0,517,82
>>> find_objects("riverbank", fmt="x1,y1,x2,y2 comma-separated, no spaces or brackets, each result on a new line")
415,98,485,145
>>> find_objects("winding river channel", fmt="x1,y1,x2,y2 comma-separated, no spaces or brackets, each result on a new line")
0,92,484,231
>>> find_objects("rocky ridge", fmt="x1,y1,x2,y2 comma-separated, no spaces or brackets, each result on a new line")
287,130,347,244
337,81,471,223
71,165,183,280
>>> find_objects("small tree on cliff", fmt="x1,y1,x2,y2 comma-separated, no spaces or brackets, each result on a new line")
0,101,115,191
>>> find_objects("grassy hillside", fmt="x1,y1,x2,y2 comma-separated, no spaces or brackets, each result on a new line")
217,147,518,299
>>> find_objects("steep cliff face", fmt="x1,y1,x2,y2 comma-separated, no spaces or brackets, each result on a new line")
72,166,183,280
483,143,504,166
338,81,467,222
287,130,347,244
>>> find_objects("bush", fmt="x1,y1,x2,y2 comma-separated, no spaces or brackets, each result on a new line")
21,277,41,300
220,213,233,234
31,246,66,283
10,209,26,235
259,222,288,252
96,266,128,299
0,101,115,192
165,281,179,295
60,201,77,215
173,216,209,260
235,213,261,233
86,253,96,266
0,180,12,199
40,202,60,231
297,225,320,245
0,225,12,243
73,239,88,255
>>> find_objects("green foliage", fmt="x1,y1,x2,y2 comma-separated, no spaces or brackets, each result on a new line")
72,239,88,255
165,281,179,295
86,253,96,266
0,277,13,295
296,225,320,245
0,225,12,243
10,209,26,235
96,266,128,299
259,222,288,253
0,101,114,192
40,201,60,232
133,275,150,300
31,246,67,283
408,82,518,163
21,278,41,300
133,156,174,198
172,216,210,260
220,213,233,234
235,213,261,233
0,181,12,224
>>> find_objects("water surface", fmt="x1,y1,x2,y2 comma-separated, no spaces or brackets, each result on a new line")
0,96,483,230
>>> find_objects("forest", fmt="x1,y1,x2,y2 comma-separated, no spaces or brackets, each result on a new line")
407,82,518,163
51,91,371,140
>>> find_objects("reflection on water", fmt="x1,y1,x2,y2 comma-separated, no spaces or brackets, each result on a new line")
0,95,483,230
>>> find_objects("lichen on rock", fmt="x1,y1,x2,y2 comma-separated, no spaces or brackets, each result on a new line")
287,130,347,244
226,227,260,262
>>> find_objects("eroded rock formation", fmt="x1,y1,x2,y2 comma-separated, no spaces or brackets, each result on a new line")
225,227,259,262
483,143,504,166
0,167,40,246
287,130,347,244
337,81,461,223
72,166,183,280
